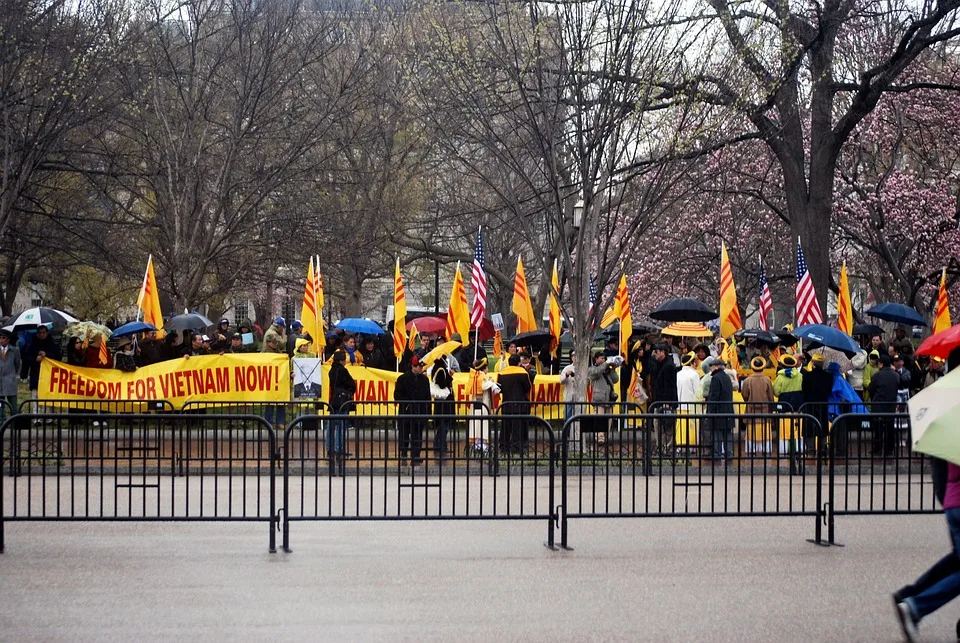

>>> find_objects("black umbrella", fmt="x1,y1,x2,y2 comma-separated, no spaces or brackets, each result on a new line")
649,298,718,323
9,306,79,330
734,328,782,346
775,331,800,348
509,330,553,351
853,323,884,337
165,312,214,332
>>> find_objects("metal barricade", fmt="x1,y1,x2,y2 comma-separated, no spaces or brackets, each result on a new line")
180,399,331,427
822,412,936,545
19,399,175,414
281,413,557,552
558,412,827,549
1,413,278,553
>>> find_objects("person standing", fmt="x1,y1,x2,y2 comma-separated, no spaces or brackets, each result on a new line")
497,353,533,454
587,350,620,448
741,356,775,454
467,358,500,452
430,355,454,463
261,317,286,354
801,353,833,455
359,337,385,370
650,344,678,455
675,353,701,447
394,355,431,466
868,354,900,457
0,330,21,422
20,325,61,417
706,358,734,462
327,350,356,458
137,329,166,366
285,320,303,358
560,351,578,422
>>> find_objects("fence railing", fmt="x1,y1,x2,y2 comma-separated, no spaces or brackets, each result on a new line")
1,413,277,553
0,405,936,553
19,399,175,415
281,413,557,552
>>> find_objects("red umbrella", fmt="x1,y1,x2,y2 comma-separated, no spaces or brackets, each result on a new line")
916,323,960,360
405,316,495,342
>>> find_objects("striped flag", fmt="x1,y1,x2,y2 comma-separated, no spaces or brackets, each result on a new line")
614,274,632,357
719,242,742,338
393,258,407,358
446,262,471,343
588,274,597,327
469,227,487,328
512,256,538,333
549,260,561,357
837,261,853,335
934,267,952,334
300,257,323,354
795,238,823,326
758,258,773,331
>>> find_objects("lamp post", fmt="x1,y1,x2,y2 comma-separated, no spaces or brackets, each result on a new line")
573,199,584,229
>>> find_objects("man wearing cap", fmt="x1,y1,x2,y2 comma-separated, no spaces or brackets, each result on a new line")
893,353,912,402
650,343,678,455
359,336,385,370
211,318,233,352
706,358,734,462
498,353,534,453
869,354,900,456
226,334,247,354
0,330,21,422
262,317,286,354
802,353,833,454
285,320,303,358
742,356,775,454
394,355,431,466
891,326,915,358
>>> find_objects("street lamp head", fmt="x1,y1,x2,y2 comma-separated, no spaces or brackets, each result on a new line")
573,199,585,228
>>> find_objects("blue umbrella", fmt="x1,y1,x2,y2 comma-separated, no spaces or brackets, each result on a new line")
112,321,158,337
865,302,927,327
793,324,861,357
334,318,385,335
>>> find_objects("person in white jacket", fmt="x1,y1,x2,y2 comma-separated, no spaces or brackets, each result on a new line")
560,351,578,421
848,348,868,398
676,353,702,447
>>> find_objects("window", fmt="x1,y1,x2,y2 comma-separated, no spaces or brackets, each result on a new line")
30,298,42,307
282,298,297,323
234,300,249,326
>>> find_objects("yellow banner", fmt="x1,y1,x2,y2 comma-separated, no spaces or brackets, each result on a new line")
40,354,291,410
324,364,569,419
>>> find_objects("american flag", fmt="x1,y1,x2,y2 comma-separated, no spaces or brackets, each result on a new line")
587,273,597,321
758,259,773,331
469,227,487,327
795,239,823,326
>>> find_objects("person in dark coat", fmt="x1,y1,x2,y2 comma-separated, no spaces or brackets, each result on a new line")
137,329,166,366
431,357,454,462
801,353,833,453
20,325,61,414
359,337,386,370
706,359,735,462
327,350,356,457
497,353,533,453
394,355,431,466
651,344,678,454
868,354,900,457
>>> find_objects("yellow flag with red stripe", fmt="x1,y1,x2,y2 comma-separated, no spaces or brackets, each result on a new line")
614,274,632,357
446,262,470,344
549,260,562,357
719,242,742,338
137,255,164,336
837,261,853,335
512,256,538,333
393,258,408,358
300,257,322,354
934,267,952,335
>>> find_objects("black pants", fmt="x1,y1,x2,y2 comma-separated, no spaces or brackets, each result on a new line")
433,416,451,458
399,420,424,462
872,415,897,456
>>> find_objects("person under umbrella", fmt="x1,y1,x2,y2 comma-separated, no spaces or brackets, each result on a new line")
801,353,833,456
20,325,61,418
742,356,775,454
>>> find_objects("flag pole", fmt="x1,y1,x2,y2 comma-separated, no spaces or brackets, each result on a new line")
135,255,151,323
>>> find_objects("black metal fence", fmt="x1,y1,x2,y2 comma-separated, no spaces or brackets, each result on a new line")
1,413,277,553
281,413,557,551
0,403,938,553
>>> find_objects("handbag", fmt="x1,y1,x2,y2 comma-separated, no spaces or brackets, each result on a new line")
602,371,617,403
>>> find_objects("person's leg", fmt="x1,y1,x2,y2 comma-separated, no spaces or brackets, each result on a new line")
904,509,960,623
411,421,423,464
897,553,960,602
434,417,448,460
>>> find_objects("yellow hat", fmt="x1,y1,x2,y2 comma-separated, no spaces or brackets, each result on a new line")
295,338,311,352
681,353,695,366
750,356,766,372
779,355,798,368
811,353,826,364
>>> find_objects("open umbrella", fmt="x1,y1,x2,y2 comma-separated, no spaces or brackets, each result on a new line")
111,321,157,338
916,323,960,360
775,331,800,348
649,298,718,323
661,322,713,338
64,321,112,341
792,323,861,357
335,318,385,335
407,316,446,335
853,323,884,337
910,368,960,465
734,328,781,346
510,330,553,351
865,303,927,327
9,307,78,330
421,340,462,366
165,312,214,331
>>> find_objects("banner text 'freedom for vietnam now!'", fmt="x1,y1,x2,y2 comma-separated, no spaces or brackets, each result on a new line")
40,354,291,410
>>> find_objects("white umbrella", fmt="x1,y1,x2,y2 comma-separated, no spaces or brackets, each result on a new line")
8,307,78,330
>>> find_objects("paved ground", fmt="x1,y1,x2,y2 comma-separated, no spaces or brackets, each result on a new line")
1,514,958,641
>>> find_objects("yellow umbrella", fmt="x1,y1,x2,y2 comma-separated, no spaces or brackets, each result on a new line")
661,322,713,338
421,340,462,366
